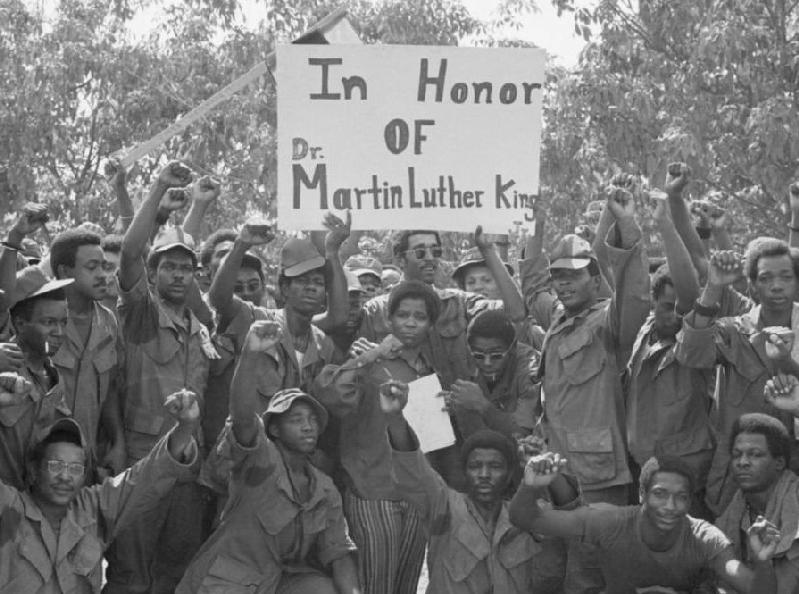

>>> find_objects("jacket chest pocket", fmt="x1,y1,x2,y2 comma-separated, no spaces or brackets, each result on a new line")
68,534,104,576
556,328,605,385
565,426,617,484
442,538,484,583
498,533,538,590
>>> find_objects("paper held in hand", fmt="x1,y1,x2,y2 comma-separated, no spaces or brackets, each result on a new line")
404,374,456,453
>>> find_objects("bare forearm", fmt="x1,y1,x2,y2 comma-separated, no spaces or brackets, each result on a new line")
120,181,167,289
115,179,134,231
317,248,349,330
657,216,700,309
482,245,525,321
230,351,261,445
209,239,247,324
182,200,210,243
668,192,708,279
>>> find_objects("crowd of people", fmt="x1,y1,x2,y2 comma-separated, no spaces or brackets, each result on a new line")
3,158,799,593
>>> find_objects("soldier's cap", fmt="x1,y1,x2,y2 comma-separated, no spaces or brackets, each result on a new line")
344,269,366,294
344,255,383,281
548,234,597,270
262,388,328,433
151,227,197,263
280,238,325,278
452,247,514,281
33,417,88,452
11,265,73,308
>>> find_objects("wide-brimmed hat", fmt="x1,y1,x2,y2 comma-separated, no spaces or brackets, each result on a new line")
262,388,328,433
10,266,73,307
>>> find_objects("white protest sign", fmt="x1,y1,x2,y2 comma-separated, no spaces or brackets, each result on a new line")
404,374,455,453
277,44,545,233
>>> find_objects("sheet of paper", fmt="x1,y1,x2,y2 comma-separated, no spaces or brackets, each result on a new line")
404,374,455,453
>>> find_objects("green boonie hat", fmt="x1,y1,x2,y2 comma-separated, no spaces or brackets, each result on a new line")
262,388,328,433
548,234,597,270
280,239,325,278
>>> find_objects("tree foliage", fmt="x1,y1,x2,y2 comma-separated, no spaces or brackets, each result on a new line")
548,0,799,247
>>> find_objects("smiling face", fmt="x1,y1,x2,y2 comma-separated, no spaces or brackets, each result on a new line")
641,471,691,533
234,267,264,305
400,233,441,285
464,447,510,507
549,266,600,314
269,401,320,455
462,265,500,299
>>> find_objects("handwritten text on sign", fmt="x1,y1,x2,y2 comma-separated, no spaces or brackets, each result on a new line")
277,44,545,232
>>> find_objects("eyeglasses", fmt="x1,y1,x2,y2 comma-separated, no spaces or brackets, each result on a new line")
470,344,514,363
45,460,85,476
405,246,443,260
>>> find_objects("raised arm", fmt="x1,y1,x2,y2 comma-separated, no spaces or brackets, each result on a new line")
229,320,282,446
652,192,700,310
509,452,584,537
380,378,451,528
104,159,134,232
208,221,275,329
0,204,48,335
119,161,192,291
604,187,651,354
312,211,352,333
474,225,525,322
665,162,709,282
789,183,799,249
182,175,220,243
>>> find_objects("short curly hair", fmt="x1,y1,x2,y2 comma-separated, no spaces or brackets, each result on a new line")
387,280,441,324
199,229,238,268
744,237,799,283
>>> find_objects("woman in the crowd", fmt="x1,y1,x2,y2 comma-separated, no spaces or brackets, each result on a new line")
314,280,442,594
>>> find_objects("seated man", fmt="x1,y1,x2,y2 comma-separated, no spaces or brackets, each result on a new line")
379,377,566,593
178,321,360,593
510,452,781,593
716,377,799,593
0,374,199,593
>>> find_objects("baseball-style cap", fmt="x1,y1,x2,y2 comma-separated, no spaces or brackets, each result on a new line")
152,227,197,260
344,255,383,281
262,388,328,433
452,247,514,281
280,238,325,278
33,417,87,451
11,265,73,307
548,235,597,270
240,252,264,275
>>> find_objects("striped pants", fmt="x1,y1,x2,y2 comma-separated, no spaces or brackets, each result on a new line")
343,490,427,594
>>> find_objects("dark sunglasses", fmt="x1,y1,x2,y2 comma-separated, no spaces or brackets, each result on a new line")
405,246,443,260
